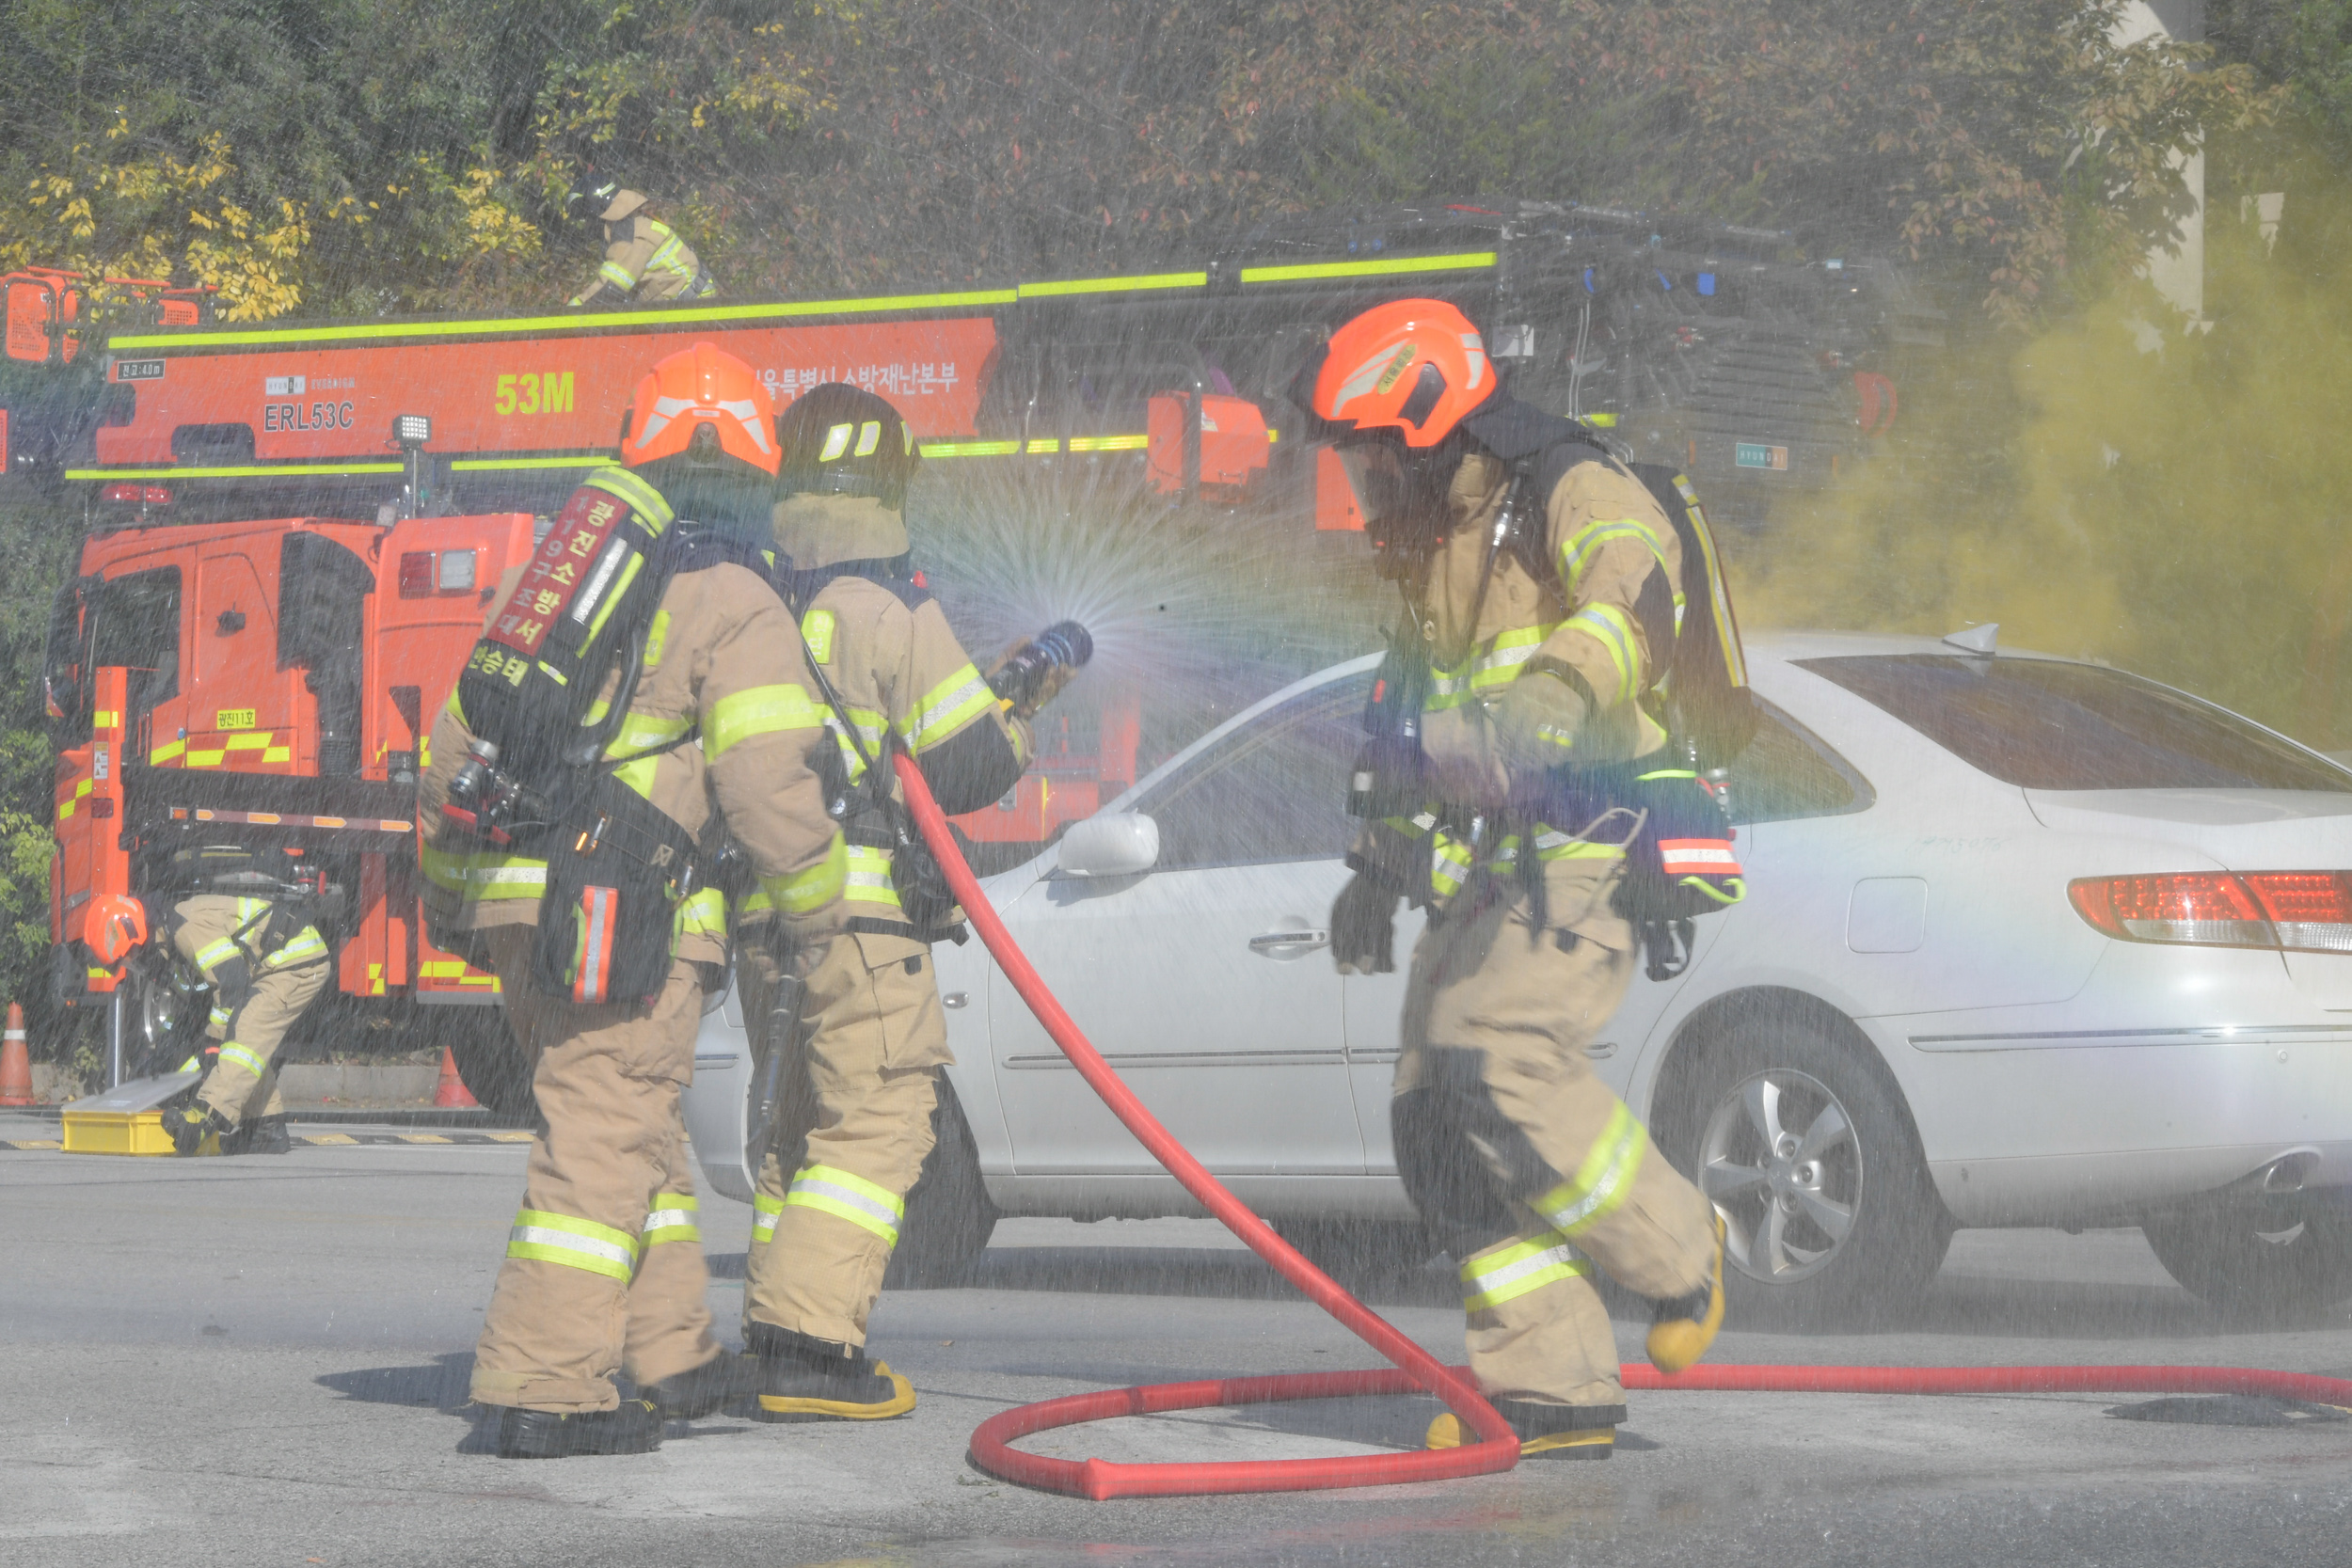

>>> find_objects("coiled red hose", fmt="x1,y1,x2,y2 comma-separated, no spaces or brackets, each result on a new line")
894,755,2352,1500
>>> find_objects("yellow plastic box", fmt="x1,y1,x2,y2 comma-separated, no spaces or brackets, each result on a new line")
58,1071,207,1156
61,1108,183,1155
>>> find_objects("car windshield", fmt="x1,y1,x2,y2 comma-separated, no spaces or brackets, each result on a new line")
1796,654,2352,792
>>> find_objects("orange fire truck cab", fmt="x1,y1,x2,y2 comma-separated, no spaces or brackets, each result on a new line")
47,509,538,1101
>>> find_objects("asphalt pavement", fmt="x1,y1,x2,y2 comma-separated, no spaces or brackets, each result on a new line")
6,1112,2350,1567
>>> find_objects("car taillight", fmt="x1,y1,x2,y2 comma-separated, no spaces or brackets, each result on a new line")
2068,871,2352,954
2244,871,2352,954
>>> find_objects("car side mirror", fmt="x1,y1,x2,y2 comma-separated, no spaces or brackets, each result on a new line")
1056,812,1160,879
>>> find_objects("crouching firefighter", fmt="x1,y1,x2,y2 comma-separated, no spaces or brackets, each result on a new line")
1297,300,1757,1460
418,342,848,1458
733,383,1075,1421
157,844,338,1157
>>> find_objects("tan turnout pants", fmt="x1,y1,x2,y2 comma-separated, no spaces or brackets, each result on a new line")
1394,858,1716,1413
469,927,719,1412
170,895,332,1126
742,929,949,1348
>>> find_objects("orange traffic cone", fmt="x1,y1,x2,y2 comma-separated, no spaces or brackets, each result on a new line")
433,1044,479,1109
0,1002,33,1106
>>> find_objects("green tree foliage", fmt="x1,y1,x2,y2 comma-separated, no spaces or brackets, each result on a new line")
0,0,2265,317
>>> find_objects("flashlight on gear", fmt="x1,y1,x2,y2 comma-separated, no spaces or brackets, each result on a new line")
988,620,1093,717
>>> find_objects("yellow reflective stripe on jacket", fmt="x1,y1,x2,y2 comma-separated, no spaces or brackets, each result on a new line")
1381,809,1438,842
644,220,691,282
605,709,692,798
1425,625,1556,712
752,1191,784,1244
1459,1230,1588,1312
582,465,674,528
599,260,638,289
193,936,243,974
642,1191,700,1246
706,684,825,761
1532,826,1626,863
784,1162,905,1245
431,847,548,902
674,886,727,943
420,843,469,894
843,843,905,909
826,706,890,782
465,861,549,899
1559,515,1673,596
1563,604,1642,704
901,664,994,752
263,927,328,968
215,1042,269,1080
1430,830,1473,900
604,710,692,760
755,832,848,915
506,1208,641,1280
1534,1102,1646,1238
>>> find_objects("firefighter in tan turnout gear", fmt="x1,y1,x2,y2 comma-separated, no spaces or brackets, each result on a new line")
737,383,1063,1420
158,846,334,1157
567,183,715,308
1302,300,1730,1460
419,343,846,1458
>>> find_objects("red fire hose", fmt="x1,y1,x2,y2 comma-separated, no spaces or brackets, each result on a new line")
892,754,2352,1501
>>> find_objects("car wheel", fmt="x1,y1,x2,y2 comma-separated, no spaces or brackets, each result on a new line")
1676,1015,1949,1324
882,1080,998,1289
1270,1218,1438,1291
446,1009,538,1122
2142,1193,2352,1320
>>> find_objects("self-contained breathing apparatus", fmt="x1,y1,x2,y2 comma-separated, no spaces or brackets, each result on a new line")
439,469,720,1006
1344,429,1754,980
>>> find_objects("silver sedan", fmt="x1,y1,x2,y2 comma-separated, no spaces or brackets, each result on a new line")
684,629,2352,1321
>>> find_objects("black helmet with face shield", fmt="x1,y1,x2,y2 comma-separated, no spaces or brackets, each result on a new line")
774,383,922,512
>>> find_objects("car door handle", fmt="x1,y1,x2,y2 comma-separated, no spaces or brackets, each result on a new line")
1249,928,1329,954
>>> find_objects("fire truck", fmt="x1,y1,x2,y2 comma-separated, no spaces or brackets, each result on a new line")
11,201,1933,1107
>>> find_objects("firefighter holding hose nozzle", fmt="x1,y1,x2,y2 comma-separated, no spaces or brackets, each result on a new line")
734,383,1080,1422
1299,300,1747,1461
420,343,849,1458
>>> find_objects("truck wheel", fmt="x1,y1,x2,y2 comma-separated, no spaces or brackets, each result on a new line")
126,964,209,1081
882,1080,997,1289
1673,1015,1950,1326
445,1010,537,1122
2143,1193,2352,1320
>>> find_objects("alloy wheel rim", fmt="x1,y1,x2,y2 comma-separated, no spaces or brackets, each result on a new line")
1698,1068,1864,1285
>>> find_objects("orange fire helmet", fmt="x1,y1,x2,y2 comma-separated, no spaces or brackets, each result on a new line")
82,894,149,967
1307,299,1496,448
619,342,780,475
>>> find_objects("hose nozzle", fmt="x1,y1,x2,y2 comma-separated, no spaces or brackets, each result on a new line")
988,620,1092,715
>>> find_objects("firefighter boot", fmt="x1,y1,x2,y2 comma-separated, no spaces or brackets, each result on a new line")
222,1115,291,1156
491,1400,663,1459
745,1323,915,1421
1424,1397,1625,1460
1646,1214,1727,1376
166,1104,232,1157
641,1351,756,1420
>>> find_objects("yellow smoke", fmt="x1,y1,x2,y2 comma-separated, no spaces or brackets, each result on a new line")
1736,167,2352,748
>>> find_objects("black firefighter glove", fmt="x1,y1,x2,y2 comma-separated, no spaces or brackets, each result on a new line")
1330,871,1402,976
